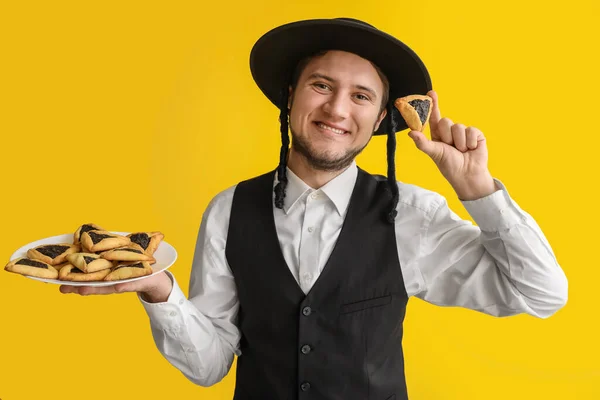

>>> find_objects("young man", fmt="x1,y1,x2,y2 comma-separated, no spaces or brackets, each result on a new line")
60,18,568,400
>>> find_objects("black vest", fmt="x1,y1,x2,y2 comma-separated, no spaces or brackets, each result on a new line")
225,167,409,400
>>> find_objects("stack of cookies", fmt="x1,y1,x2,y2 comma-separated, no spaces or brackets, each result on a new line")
4,223,164,282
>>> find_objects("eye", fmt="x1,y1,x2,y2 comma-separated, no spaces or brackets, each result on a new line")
312,82,331,91
355,93,371,101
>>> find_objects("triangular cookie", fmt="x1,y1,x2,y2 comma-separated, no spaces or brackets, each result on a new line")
127,232,164,257
101,244,155,263
4,257,59,279
104,261,153,281
80,230,131,253
393,94,433,132
74,223,104,244
27,243,80,266
58,264,111,282
66,252,113,273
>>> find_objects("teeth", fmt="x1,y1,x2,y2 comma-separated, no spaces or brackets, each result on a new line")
317,122,345,135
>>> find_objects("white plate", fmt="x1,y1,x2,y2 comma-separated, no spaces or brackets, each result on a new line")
9,231,177,287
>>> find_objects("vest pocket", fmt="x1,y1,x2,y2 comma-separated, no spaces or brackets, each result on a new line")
340,294,392,314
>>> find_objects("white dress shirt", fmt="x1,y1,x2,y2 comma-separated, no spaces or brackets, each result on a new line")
139,161,568,387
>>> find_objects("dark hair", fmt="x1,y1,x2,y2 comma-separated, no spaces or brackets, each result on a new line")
274,50,399,223
273,88,290,210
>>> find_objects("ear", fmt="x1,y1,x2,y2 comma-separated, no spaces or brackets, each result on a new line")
374,108,388,132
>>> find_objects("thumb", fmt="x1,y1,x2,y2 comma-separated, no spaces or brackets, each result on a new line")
407,130,442,160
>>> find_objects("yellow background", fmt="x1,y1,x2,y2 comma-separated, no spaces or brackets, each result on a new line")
1,0,598,399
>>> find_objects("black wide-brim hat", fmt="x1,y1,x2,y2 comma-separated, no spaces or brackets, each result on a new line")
250,18,432,135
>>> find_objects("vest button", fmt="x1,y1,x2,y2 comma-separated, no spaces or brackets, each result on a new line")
300,382,311,391
301,344,312,354
302,306,312,316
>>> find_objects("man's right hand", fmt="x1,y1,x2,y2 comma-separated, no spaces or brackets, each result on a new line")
59,271,173,303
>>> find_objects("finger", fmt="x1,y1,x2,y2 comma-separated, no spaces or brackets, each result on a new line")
465,127,481,149
408,130,444,162
427,90,441,133
81,286,117,296
59,282,141,296
435,117,454,145
451,123,467,152
60,285,77,294
60,285,118,296
113,282,140,293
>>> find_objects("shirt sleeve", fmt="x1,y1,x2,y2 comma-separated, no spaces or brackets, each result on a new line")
138,185,241,386
413,178,568,318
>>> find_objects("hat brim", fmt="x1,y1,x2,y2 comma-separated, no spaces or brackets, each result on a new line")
250,18,432,135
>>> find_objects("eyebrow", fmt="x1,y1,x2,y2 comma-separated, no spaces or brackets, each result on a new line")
307,73,378,100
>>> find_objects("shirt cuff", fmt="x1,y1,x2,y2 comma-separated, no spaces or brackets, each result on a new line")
460,178,525,231
138,270,187,328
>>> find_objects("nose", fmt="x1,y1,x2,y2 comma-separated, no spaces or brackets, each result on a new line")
322,92,350,120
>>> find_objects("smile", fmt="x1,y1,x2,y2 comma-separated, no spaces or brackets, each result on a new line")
314,122,348,135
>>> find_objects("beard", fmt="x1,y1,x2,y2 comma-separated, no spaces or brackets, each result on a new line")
289,125,375,172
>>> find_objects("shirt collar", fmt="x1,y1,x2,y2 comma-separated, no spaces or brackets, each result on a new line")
274,161,358,217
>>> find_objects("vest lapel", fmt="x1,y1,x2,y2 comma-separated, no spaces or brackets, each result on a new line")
258,167,372,299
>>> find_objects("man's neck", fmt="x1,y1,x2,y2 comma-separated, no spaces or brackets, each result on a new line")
286,148,352,189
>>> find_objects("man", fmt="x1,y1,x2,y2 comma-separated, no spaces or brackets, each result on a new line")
60,18,568,400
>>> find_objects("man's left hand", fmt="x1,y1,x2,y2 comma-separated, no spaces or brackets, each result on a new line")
407,90,498,201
